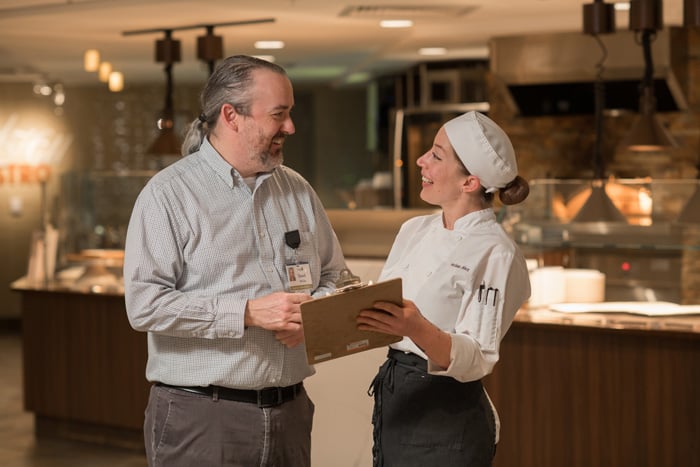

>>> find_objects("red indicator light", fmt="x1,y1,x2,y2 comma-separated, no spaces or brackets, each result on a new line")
621,261,631,272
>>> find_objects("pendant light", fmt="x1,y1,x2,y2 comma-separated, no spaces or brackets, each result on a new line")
619,0,679,152
197,25,224,76
148,29,182,157
573,0,627,223
676,0,700,223
684,0,700,28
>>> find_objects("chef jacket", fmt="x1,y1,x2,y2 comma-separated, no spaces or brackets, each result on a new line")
379,208,531,383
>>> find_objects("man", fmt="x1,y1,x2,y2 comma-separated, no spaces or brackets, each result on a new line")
124,55,346,467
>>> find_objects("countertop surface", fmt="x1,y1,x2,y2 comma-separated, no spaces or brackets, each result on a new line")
12,276,700,336
10,277,124,297
516,306,700,335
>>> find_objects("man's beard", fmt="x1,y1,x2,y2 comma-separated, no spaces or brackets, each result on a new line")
257,148,284,172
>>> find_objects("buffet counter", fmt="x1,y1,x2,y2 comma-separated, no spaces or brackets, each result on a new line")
12,275,700,466
487,306,700,467
11,278,147,450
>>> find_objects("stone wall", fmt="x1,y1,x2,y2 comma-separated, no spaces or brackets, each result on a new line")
487,28,700,183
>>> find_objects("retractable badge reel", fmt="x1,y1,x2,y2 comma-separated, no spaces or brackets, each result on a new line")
285,230,313,291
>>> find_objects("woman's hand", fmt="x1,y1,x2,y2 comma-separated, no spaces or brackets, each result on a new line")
357,299,452,370
356,299,424,339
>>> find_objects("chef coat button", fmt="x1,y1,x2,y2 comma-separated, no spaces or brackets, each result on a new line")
427,271,432,276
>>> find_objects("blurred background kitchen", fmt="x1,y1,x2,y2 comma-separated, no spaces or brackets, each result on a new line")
1,1,699,466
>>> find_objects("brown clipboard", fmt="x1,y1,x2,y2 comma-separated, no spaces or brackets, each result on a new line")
301,278,403,364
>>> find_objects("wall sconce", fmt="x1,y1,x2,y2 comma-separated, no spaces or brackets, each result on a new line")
108,71,124,92
98,61,112,83
619,0,678,152
83,49,100,72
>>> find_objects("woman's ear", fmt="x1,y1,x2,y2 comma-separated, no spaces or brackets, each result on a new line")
462,175,481,193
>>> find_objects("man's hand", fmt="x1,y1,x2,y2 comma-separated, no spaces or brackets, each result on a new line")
274,328,305,349
245,292,312,333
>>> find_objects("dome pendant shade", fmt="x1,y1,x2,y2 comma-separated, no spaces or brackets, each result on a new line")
572,184,628,223
148,126,181,156
677,185,700,223
619,88,678,151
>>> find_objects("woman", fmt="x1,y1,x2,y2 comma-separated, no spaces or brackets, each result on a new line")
357,111,531,467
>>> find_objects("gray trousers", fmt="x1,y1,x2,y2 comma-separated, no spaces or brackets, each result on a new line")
144,383,314,467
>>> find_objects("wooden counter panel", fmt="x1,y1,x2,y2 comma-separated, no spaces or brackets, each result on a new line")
485,323,700,467
21,291,149,431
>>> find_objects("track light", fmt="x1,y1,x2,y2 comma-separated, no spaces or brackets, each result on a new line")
197,26,224,75
583,0,616,35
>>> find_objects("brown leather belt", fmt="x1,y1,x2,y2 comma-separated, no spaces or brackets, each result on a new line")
157,382,303,408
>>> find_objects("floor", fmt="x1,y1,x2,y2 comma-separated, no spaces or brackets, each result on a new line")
0,327,147,467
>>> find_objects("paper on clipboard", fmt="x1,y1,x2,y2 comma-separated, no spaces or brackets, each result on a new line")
301,278,403,364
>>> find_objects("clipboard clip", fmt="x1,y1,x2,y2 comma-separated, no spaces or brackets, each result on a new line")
334,282,369,294
332,268,365,294
334,268,361,288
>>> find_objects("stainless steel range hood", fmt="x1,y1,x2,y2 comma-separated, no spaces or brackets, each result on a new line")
490,28,689,117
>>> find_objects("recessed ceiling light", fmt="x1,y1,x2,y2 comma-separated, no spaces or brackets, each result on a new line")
419,47,447,56
380,19,413,28
254,55,276,63
254,40,285,49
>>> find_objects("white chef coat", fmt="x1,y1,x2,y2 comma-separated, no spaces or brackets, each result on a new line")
379,208,531,383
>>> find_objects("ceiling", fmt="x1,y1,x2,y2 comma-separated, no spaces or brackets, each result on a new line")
0,0,687,87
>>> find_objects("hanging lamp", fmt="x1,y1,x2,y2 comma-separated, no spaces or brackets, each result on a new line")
197,26,224,75
619,0,679,152
148,29,181,157
573,0,627,223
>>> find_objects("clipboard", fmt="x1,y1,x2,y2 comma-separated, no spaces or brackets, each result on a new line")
301,278,403,364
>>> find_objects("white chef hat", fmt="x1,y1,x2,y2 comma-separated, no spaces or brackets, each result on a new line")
444,111,517,193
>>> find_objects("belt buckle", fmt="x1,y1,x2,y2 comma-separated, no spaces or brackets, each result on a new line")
257,387,283,408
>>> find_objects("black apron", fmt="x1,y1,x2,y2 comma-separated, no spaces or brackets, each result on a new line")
369,349,496,467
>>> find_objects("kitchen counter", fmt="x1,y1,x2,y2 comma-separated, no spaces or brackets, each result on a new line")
12,278,700,465
11,281,147,450
487,306,700,467
515,305,700,335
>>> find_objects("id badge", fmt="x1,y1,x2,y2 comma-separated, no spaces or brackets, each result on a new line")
286,262,313,292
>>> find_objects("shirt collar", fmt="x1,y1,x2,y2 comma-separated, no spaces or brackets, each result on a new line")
198,137,275,189
452,208,496,231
